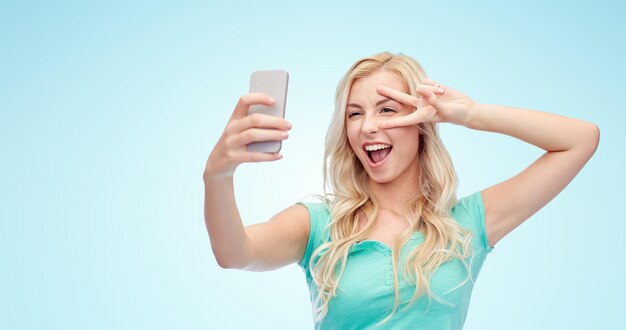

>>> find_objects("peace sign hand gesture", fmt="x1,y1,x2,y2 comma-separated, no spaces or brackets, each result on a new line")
377,79,476,128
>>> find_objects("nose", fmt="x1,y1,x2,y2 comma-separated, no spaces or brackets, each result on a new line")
361,114,381,135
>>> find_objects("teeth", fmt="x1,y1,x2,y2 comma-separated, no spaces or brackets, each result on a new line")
364,144,391,151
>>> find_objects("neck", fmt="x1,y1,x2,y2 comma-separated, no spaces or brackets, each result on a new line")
368,175,421,212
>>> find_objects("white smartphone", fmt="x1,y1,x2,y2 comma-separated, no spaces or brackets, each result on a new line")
246,70,289,153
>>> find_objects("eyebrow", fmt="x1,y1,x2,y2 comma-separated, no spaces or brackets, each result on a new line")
347,97,395,109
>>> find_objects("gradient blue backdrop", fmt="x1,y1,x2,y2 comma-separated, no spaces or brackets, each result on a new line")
2,1,624,329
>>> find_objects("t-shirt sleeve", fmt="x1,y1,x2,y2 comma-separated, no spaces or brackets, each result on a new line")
296,202,330,273
452,192,493,253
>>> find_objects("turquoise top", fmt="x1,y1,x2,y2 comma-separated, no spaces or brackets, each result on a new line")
298,192,493,329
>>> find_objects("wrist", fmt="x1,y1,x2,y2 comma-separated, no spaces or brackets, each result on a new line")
203,164,235,184
462,102,482,129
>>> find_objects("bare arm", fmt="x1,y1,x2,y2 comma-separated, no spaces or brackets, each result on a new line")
204,94,309,271
466,104,599,246
203,175,310,271
377,80,599,247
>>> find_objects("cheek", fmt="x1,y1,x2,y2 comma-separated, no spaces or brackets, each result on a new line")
389,128,421,153
388,126,420,140
345,124,360,149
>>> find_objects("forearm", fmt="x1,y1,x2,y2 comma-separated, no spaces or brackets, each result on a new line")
203,173,252,269
465,103,599,153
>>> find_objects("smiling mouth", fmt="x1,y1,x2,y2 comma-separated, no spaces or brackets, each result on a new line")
365,144,392,164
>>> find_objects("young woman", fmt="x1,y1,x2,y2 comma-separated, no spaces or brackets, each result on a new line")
203,52,599,329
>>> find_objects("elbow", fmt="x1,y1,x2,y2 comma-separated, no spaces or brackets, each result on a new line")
573,122,600,160
585,123,600,155
216,260,235,270
213,249,250,270
568,122,599,160
214,254,230,269
215,255,242,269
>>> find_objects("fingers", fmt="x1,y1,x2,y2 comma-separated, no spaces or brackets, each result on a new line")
227,96,291,161
228,128,289,147
422,79,446,95
232,93,275,119
415,86,446,113
376,83,445,129
377,84,445,106
379,111,428,128
228,112,292,134
206,95,288,177
231,151,283,163
376,86,419,108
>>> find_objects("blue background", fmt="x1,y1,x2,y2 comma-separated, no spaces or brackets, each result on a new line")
2,1,624,329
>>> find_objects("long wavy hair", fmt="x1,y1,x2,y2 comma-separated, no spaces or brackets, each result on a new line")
309,52,474,326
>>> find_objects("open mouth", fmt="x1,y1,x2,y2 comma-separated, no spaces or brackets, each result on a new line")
364,144,392,165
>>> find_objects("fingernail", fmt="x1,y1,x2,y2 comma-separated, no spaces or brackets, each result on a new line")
281,131,289,138
286,122,292,129
268,97,275,103
436,88,444,94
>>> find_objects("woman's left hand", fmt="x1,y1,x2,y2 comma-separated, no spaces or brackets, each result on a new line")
377,79,476,128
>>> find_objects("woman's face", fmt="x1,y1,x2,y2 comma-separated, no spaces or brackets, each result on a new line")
345,70,421,185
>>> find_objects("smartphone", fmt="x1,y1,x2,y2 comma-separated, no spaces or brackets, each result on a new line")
246,70,289,153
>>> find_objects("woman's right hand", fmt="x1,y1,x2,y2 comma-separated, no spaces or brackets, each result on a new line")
203,93,292,180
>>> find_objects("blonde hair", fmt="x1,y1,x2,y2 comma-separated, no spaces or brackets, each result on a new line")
309,52,474,326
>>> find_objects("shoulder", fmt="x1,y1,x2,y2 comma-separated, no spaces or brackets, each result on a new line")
295,202,331,270
296,202,331,240
266,203,311,234
297,202,330,220
452,192,485,222
451,192,493,252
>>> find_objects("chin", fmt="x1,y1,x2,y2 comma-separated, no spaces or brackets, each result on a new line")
364,171,396,184
370,178,394,185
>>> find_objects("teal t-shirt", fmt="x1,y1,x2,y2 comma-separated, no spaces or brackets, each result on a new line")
298,192,493,329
